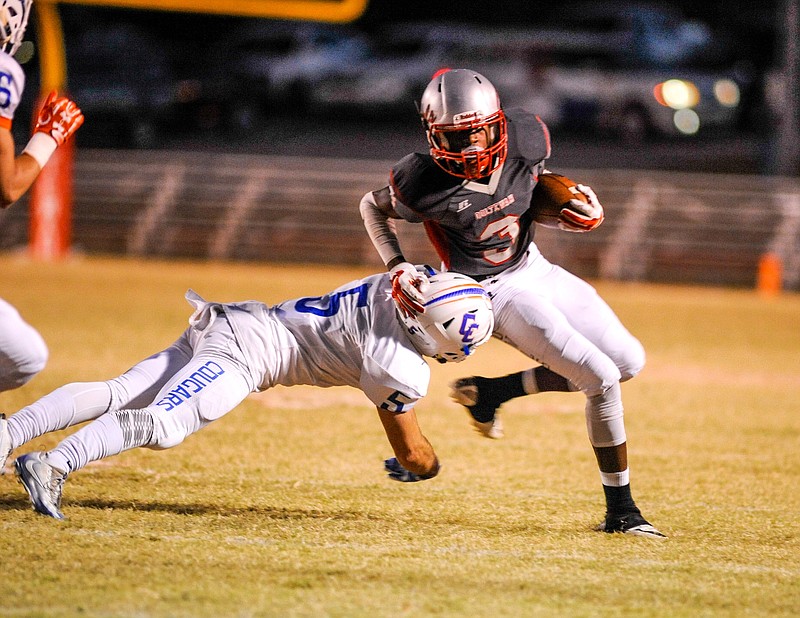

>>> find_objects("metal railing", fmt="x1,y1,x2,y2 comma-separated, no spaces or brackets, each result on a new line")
1,150,798,290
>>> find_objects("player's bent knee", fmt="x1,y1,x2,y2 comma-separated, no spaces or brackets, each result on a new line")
149,413,190,450
0,346,48,391
619,340,646,382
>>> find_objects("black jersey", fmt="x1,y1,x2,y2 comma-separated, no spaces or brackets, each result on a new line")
390,110,551,278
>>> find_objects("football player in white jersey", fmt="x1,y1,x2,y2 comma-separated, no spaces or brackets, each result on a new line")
0,0,84,393
360,69,664,538
4,269,494,519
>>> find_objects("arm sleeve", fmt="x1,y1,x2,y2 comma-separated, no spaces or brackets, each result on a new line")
359,187,405,268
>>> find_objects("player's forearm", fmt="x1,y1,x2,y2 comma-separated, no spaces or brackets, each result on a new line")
378,406,440,478
359,190,405,268
395,440,440,478
0,131,40,207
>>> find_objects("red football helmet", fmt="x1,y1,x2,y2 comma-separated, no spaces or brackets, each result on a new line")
419,69,508,180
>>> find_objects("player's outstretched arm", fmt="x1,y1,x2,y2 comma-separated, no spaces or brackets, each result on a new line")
360,188,429,314
377,406,440,481
0,128,40,207
0,91,84,208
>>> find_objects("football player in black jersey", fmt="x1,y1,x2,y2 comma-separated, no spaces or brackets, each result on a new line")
360,68,664,538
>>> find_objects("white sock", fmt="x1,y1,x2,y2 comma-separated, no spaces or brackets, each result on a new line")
600,468,630,487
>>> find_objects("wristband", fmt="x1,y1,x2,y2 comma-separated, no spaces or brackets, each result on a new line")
23,132,58,169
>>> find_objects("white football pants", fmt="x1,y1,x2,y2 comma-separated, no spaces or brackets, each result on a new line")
0,297,48,392
484,245,646,448
8,313,253,472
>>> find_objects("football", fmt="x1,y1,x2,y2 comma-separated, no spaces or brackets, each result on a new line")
530,173,587,228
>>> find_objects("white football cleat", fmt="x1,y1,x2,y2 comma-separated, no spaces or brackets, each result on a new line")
15,452,67,520
596,510,667,539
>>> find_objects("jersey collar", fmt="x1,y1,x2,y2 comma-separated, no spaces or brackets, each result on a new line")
461,162,504,195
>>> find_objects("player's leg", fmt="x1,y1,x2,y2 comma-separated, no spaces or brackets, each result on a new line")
546,263,645,381
453,272,623,435
452,255,644,422
16,314,254,518
452,259,664,537
3,332,194,469
0,297,48,392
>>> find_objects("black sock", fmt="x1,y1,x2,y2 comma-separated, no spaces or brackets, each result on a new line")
533,366,571,392
602,484,638,515
484,372,527,405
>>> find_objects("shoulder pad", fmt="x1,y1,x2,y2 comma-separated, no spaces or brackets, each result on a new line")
505,108,551,165
390,153,461,210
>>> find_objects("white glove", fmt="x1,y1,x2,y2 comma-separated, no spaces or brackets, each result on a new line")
390,262,429,316
558,184,605,232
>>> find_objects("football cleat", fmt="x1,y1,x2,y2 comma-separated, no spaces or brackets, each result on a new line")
596,510,667,539
0,414,11,472
450,376,504,439
15,452,67,520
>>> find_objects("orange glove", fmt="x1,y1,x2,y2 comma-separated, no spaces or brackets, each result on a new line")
34,90,84,145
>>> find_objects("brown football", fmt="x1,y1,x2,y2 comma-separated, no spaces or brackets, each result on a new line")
531,173,586,228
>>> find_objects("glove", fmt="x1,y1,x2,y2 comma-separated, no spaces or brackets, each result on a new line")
558,184,605,232
34,90,85,146
384,457,440,482
390,261,429,317
384,457,423,482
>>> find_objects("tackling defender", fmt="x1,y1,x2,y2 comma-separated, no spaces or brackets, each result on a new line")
0,0,84,392
3,269,494,519
359,69,664,538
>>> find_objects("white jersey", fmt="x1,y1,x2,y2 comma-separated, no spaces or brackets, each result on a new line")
0,51,25,129
187,272,430,413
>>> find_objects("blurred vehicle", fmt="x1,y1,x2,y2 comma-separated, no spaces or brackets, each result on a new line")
532,47,750,140
523,2,751,139
307,22,469,117
199,20,371,132
555,2,722,67
63,23,196,149
306,17,750,140
307,22,574,122
310,3,753,141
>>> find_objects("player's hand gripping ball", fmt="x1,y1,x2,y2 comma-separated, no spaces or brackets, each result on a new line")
531,173,605,232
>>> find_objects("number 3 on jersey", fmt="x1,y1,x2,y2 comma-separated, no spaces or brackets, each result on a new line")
479,214,520,265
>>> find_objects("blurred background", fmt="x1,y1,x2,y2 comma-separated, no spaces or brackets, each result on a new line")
12,0,795,174
2,0,799,291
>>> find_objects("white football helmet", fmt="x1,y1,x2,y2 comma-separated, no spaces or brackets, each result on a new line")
418,68,508,180
399,269,494,363
0,0,31,56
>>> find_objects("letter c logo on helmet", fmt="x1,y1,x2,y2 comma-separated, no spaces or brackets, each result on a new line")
398,270,494,363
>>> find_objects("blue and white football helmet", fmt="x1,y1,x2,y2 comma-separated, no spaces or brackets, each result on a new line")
1,0,31,56
399,268,494,363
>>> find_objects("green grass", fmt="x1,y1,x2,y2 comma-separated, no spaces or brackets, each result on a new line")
1,254,799,617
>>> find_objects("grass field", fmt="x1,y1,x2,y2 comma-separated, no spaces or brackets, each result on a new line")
1,254,798,617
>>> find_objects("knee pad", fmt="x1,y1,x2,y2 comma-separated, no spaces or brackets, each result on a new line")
618,339,646,382
149,411,189,450
0,337,48,391
585,382,627,448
